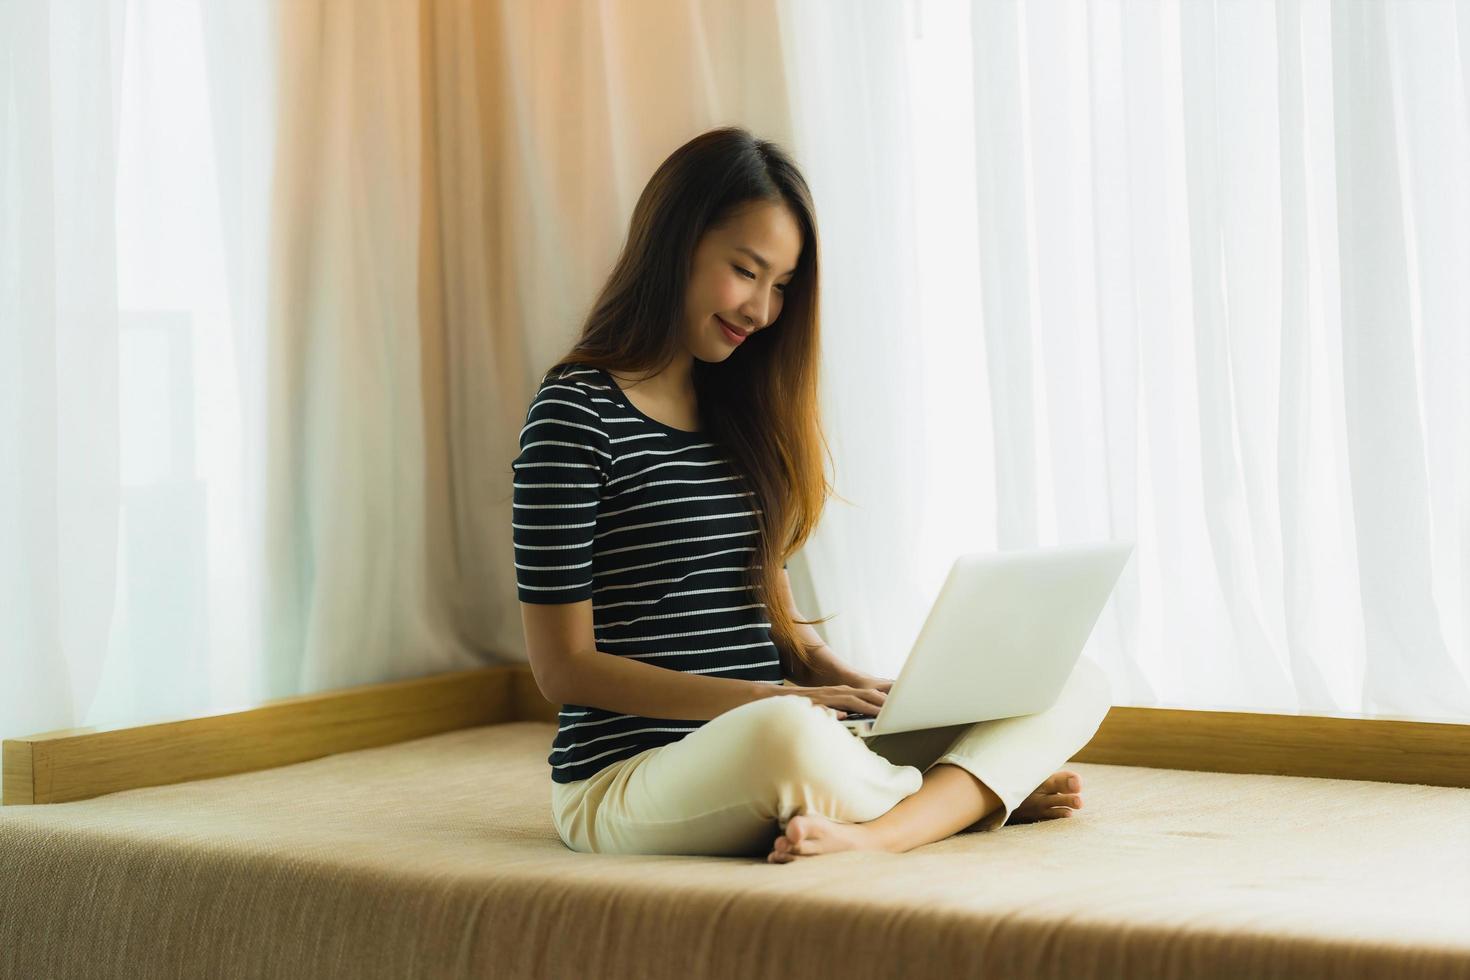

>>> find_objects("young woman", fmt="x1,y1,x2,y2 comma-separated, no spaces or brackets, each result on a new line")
512,127,1112,862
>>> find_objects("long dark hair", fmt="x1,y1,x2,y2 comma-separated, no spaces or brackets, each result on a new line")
546,126,837,675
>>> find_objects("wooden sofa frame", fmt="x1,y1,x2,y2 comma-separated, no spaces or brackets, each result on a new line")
5,663,1468,806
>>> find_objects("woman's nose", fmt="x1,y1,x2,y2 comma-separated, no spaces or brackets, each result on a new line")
739,297,767,330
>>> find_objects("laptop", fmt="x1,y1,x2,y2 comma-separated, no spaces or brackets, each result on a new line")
839,540,1134,738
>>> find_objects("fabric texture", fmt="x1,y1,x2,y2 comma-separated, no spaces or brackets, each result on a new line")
10,0,1470,768
780,1,1470,724
512,363,787,783
551,655,1114,856
0,0,800,744
2,721,1468,979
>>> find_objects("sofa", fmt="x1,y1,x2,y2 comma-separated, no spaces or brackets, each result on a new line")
2,664,1467,979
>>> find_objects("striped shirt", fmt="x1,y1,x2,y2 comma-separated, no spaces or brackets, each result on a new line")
512,363,787,784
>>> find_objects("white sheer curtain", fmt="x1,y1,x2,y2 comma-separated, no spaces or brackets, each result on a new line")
0,0,800,749
6,0,1467,755
1,0,276,741
782,0,1470,722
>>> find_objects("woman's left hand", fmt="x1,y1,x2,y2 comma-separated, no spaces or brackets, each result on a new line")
840,670,894,694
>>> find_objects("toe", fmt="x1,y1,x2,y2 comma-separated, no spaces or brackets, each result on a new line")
1038,793,1079,809
1036,771,1081,795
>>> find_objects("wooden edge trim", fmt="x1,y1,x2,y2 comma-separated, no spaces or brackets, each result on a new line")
2,665,519,805
6,663,1464,805
1071,704,1470,789
2,739,36,806
505,670,1469,789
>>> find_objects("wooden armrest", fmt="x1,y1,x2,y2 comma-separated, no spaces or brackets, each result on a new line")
6,662,1465,805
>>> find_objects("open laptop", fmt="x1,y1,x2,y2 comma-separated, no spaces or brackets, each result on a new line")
839,540,1134,738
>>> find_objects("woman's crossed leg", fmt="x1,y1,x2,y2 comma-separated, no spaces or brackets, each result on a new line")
551,657,1112,860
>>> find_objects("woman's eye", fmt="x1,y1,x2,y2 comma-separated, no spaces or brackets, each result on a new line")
734,265,788,293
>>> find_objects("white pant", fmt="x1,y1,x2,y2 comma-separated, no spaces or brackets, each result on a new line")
551,657,1114,856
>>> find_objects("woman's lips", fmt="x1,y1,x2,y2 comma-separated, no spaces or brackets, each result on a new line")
716,316,747,344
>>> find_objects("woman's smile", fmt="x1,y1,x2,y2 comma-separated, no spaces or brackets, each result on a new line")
715,314,748,345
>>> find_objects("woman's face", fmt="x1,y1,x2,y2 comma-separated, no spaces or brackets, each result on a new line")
682,200,803,363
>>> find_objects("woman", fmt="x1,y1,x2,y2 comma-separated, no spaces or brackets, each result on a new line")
512,126,1112,862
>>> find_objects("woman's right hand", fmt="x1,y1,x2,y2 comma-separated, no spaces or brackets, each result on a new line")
784,683,887,719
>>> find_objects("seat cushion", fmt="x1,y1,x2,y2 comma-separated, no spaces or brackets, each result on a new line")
1,721,1467,979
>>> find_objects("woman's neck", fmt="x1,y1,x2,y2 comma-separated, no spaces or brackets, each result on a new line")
611,352,696,403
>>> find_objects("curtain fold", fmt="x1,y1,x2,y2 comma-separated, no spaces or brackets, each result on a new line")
1,0,282,742
1,0,126,739
1329,0,1469,716
416,0,797,662
773,0,934,689
784,0,1469,720
5,0,1467,754
263,0,480,697
2,0,801,749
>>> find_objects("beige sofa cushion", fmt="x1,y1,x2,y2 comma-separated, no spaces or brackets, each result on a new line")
1,721,1467,979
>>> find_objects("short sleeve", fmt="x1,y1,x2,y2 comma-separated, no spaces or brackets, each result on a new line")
512,377,610,604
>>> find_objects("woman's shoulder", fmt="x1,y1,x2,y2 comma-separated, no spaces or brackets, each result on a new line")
518,372,612,467
537,361,607,390
531,362,584,393
539,363,629,410
525,364,611,432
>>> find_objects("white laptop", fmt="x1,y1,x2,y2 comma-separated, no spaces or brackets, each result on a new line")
840,541,1134,738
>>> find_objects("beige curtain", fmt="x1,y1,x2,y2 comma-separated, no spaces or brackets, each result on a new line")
14,0,1463,741
263,0,799,694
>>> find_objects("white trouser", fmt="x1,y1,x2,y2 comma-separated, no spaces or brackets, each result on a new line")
551,657,1113,856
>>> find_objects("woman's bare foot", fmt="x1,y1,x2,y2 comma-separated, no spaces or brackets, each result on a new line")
1009,769,1084,824
765,769,1084,863
766,812,887,864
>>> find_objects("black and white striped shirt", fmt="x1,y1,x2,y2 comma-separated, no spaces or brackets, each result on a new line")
512,363,787,783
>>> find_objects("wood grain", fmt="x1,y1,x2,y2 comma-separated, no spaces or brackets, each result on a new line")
1071,704,1470,788
4,664,1465,805
3,665,518,805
